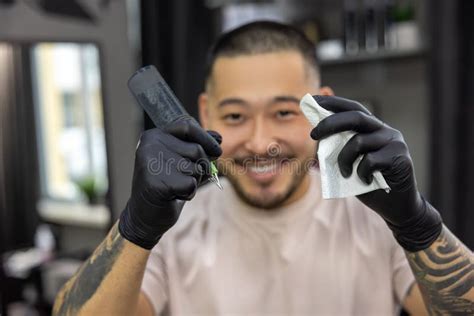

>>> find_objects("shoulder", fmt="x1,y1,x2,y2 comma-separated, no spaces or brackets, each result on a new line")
148,181,226,275
178,180,223,222
329,195,399,256
155,179,224,247
308,169,392,241
343,196,387,230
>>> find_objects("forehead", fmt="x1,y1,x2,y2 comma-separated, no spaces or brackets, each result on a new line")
208,51,317,101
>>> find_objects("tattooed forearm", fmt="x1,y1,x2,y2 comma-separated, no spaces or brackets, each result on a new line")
53,223,125,316
406,226,474,314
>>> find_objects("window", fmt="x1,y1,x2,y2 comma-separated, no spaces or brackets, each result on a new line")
31,43,108,204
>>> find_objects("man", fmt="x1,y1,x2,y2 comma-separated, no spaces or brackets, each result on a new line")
53,21,473,315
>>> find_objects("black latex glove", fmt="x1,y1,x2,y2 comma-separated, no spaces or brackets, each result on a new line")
310,95,442,252
119,118,222,249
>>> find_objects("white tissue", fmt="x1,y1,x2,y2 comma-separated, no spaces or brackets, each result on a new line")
300,93,390,199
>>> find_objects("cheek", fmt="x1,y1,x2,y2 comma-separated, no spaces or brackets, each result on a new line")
204,113,237,157
213,126,247,158
280,120,315,156
291,138,317,159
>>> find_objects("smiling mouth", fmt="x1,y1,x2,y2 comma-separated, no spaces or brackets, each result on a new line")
232,157,293,171
248,163,278,174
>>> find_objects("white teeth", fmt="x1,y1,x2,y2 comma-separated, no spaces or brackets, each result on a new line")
249,164,277,173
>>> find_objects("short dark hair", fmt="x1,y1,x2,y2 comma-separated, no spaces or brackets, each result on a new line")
205,21,320,89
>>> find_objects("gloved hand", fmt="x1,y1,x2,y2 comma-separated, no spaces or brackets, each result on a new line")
310,95,442,252
119,118,222,250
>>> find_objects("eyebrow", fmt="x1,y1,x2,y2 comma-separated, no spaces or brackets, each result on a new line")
217,95,301,108
272,95,300,105
217,98,248,108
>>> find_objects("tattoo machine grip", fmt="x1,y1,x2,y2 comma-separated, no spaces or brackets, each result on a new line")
128,65,191,127
127,65,223,189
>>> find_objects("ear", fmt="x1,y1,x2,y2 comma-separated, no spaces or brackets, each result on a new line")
198,93,210,129
319,86,334,96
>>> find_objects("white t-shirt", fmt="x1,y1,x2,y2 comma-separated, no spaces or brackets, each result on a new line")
141,169,415,315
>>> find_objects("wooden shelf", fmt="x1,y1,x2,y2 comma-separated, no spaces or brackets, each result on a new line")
319,47,426,66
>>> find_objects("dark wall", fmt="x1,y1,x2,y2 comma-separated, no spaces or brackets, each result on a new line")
140,0,220,128
429,0,474,249
0,44,39,252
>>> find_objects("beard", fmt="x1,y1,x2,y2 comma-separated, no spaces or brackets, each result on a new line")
227,169,307,209
220,153,314,210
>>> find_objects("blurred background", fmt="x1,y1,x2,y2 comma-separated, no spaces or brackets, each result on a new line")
0,0,472,314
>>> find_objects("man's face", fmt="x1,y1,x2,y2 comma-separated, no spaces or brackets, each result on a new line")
199,51,319,209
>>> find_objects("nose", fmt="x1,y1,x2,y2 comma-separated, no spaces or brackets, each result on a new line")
244,116,276,156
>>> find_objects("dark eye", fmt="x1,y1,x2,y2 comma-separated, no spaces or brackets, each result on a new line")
223,113,244,124
276,110,296,119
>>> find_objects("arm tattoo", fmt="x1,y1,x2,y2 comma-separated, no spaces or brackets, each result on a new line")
53,223,125,315
406,226,474,314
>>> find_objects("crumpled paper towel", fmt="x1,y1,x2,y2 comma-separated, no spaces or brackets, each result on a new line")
300,93,390,199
